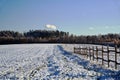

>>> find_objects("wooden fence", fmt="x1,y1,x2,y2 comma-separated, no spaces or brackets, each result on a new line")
74,45,120,69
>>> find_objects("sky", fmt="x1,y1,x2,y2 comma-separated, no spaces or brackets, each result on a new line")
0,0,120,35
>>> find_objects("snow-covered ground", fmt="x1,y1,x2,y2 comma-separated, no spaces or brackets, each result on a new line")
0,44,120,80
62,44,120,69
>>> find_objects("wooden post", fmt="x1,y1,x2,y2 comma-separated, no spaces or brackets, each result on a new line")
115,45,117,69
86,47,88,58
92,46,94,61
74,47,75,53
119,47,120,56
80,46,81,54
83,47,85,56
89,47,91,60
88,47,90,58
85,47,88,58
96,46,98,62
107,45,110,68
102,46,104,65
119,48,120,56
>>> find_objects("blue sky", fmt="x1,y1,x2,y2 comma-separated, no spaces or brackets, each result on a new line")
0,0,120,35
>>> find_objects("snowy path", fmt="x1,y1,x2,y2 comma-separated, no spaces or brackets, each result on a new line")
0,44,119,80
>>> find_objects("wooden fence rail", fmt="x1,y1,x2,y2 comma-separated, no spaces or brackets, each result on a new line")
74,45,120,69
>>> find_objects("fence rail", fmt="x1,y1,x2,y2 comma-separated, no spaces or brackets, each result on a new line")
74,45,120,69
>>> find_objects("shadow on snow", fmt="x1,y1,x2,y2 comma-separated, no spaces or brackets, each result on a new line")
57,45,120,80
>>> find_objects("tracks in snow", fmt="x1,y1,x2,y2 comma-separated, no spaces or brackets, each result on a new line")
0,44,119,80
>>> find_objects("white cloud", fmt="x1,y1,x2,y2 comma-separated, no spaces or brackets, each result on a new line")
45,24,57,30
89,27,94,30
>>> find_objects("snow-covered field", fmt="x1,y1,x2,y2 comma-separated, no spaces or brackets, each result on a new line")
63,44,120,69
0,44,120,80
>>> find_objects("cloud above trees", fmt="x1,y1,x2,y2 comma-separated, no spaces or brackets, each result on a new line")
45,24,57,30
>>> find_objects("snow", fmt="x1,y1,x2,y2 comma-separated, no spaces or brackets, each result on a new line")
0,44,120,80
62,44,120,69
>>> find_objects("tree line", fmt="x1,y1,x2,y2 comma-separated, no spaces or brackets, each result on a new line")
0,30,120,47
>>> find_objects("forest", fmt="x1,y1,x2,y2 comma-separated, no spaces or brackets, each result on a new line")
0,30,120,47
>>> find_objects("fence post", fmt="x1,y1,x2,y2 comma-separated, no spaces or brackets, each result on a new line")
92,46,94,61
80,46,81,54
115,45,117,69
89,47,91,60
83,47,85,56
102,46,104,65
86,47,88,58
107,45,110,68
74,47,75,53
85,47,88,58
96,46,98,62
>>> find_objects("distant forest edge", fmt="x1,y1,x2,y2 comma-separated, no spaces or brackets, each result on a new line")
0,30,120,47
